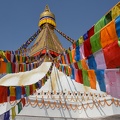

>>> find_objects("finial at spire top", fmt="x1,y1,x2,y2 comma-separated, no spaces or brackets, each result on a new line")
44,5,50,12
39,5,56,28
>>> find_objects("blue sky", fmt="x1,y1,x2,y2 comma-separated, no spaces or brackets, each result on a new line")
0,0,119,51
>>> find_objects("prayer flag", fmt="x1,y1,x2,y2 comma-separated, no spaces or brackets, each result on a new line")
93,49,106,69
17,102,22,114
115,15,120,38
111,3,120,19
12,106,16,120
94,16,105,33
10,86,16,101
87,26,94,38
100,20,118,48
75,69,83,84
90,31,101,53
83,38,92,58
16,86,22,100
0,86,7,103
82,70,90,87
95,70,106,92
105,11,112,25
103,40,120,68
88,70,96,89
88,55,97,70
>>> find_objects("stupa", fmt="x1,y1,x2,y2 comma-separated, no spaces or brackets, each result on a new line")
0,3,120,120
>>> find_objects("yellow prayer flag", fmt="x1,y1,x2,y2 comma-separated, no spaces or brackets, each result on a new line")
12,106,16,120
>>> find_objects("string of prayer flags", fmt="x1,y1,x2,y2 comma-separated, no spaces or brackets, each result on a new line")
55,28,75,43
18,29,41,50
0,61,40,74
0,62,54,104
11,98,26,119
1,50,42,64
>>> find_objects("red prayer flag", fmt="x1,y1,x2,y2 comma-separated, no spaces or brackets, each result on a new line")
0,86,8,103
103,40,120,68
87,26,94,38
75,69,83,84
83,38,92,58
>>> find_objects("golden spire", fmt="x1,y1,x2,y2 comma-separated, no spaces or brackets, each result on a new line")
38,5,56,28
30,5,64,57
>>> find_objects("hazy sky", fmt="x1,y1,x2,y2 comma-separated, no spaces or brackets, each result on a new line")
0,0,119,50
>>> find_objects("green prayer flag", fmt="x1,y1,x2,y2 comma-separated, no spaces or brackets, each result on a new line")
24,64,26,71
77,61,82,69
90,31,101,53
94,16,106,33
105,11,112,25
22,56,25,63
17,55,20,62
68,50,73,63
6,63,12,73
82,70,90,87
76,40,79,47
17,102,22,114
65,66,68,75
25,86,30,96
